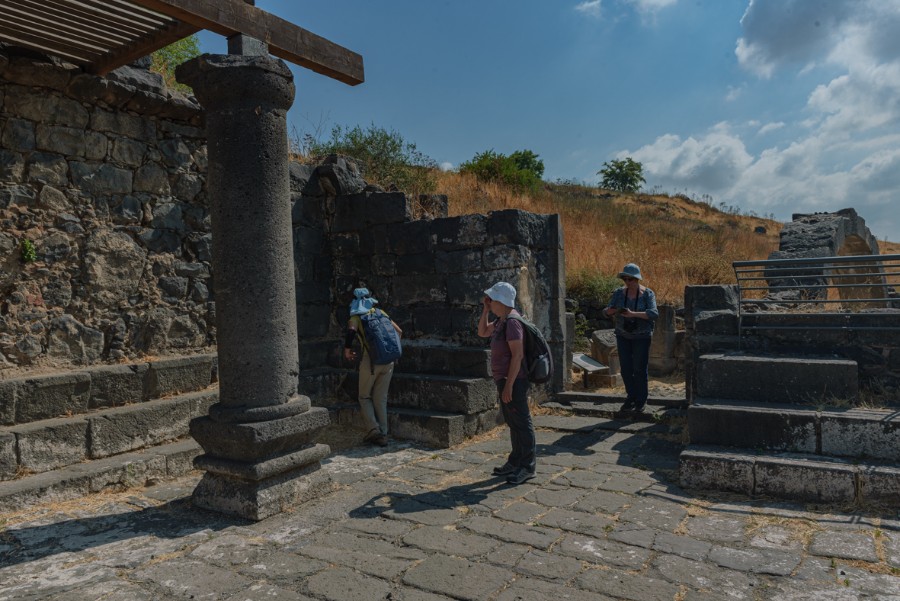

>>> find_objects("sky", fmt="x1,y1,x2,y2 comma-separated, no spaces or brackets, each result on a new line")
198,0,900,242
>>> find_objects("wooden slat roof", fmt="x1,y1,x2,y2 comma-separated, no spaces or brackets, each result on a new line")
0,0,363,85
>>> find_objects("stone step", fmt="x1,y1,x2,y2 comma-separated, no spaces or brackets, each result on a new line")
300,368,497,415
688,398,900,461
0,388,218,480
324,403,497,449
554,391,688,409
696,352,858,404
542,400,686,426
533,413,683,440
0,353,217,426
398,343,492,378
679,444,900,506
0,438,201,513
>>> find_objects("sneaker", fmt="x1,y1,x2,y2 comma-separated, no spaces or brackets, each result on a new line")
374,435,389,447
506,468,536,485
492,462,516,476
363,428,381,444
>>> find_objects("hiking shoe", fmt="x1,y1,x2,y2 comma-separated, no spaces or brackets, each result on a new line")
492,462,516,476
363,429,381,444
506,468,536,485
617,399,635,414
374,435,389,447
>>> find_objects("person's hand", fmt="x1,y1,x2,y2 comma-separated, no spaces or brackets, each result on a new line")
620,308,632,317
482,296,491,311
344,348,356,362
501,384,513,403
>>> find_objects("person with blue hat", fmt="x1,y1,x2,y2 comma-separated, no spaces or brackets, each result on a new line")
604,263,659,415
344,288,402,447
478,281,536,485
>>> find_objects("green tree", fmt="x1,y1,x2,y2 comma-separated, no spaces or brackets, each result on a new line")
459,149,543,192
150,35,201,92
598,157,645,193
510,149,544,179
306,123,437,195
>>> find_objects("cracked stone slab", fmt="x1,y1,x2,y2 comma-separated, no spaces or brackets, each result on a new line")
709,545,802,576
809,531,879,563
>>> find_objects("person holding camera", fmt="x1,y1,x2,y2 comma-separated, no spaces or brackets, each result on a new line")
603,263,659,415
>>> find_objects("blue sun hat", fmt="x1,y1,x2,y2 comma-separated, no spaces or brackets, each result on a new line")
349,288,378,316
617,263,643,280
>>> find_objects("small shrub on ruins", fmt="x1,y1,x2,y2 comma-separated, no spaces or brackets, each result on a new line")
566,269,621,303
150,35,201,93
20,239,36,263
303,123,437,196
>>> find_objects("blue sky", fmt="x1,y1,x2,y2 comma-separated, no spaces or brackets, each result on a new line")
199,0,900,243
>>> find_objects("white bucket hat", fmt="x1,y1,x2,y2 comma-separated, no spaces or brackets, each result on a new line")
484,282,516,308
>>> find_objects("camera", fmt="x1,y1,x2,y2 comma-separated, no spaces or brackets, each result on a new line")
623,319,638,333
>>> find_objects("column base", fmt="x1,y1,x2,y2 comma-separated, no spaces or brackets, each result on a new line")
192,460,333,521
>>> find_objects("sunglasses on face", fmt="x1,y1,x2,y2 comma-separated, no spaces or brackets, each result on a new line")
622,277,636,282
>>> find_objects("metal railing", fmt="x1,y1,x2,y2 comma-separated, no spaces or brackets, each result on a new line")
732,253,900,335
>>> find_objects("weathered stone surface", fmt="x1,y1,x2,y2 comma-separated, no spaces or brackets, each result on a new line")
145,354,213,398
15,372,91,423
754,456,857,503
809,531,878,562
13,417,89,472
402,555,511,600
81,230,146,305
47,314,104,364
688,402,817,453
89,396,192,458
0,432,16,480
680,447,755,495
820,410,900,461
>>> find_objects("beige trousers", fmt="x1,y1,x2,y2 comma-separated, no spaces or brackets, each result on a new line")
358,352,394,435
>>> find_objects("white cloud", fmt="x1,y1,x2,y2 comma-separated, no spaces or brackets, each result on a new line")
757,121,784,135
439,161,454,171
626,0,678,15
575,0,602,18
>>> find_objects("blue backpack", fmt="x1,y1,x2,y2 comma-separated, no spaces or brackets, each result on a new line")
358,309,402,370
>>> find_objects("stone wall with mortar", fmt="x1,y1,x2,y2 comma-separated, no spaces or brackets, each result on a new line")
0,47,212,370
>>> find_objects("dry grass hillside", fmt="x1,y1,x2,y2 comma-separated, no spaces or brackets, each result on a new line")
435,171,782,305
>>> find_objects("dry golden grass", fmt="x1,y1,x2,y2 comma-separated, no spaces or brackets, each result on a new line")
435,171,783,304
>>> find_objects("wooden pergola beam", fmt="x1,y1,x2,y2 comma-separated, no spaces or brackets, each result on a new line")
92,20,200,76
128,0,364,85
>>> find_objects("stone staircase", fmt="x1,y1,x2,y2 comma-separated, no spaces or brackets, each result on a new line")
0,354,218,512
300,342,501,448
680,352,900,506
543,391,688,442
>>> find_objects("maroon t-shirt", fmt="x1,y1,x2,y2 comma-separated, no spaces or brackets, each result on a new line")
490,311,527,382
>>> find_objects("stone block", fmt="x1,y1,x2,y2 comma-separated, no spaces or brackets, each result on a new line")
679,447,754,495
858,465,900,505
389,374,496,414
691,310,739,336
754,456,857,503
820,410,900,461
13,418,89,472
88,396,192,458
367,192,410,225
331,192,367,232
165,439,203,476
688,402,817,453
15,372,91,423
399,344,491,378
696,353,858,404
187,389,219,416
431,214,488,251
435,248,482,274
88,363,149,408
0,432,16,480
146,354,214,398
685,285,740,316
486,209,553,248
0,379,18,425
388,408,465,448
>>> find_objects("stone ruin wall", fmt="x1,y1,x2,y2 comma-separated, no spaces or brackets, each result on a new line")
0,48,567,394
288,156,566,397
0,48,213,371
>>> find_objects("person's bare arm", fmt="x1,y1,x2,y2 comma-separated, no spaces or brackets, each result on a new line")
501,338,524,403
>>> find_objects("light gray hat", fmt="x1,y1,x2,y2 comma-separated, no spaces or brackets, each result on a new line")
484,282,516,308
617,263,643,280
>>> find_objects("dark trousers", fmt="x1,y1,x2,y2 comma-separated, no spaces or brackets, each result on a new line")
617,335,651,407
496,378,535,472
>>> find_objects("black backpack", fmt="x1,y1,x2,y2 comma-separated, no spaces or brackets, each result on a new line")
506,314,553,384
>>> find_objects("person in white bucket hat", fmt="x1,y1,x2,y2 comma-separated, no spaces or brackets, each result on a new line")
478,282,536,485
604,263,658,416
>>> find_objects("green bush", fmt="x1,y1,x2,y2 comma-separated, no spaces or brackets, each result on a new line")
566,269,620,303
150,35,200,93
459,149,543,192
304,123,437,196
20,239,36,263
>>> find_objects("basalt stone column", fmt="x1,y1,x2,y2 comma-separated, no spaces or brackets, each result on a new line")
177,55,331,520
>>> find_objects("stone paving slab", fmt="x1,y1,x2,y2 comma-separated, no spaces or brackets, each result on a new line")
1,423,899,601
